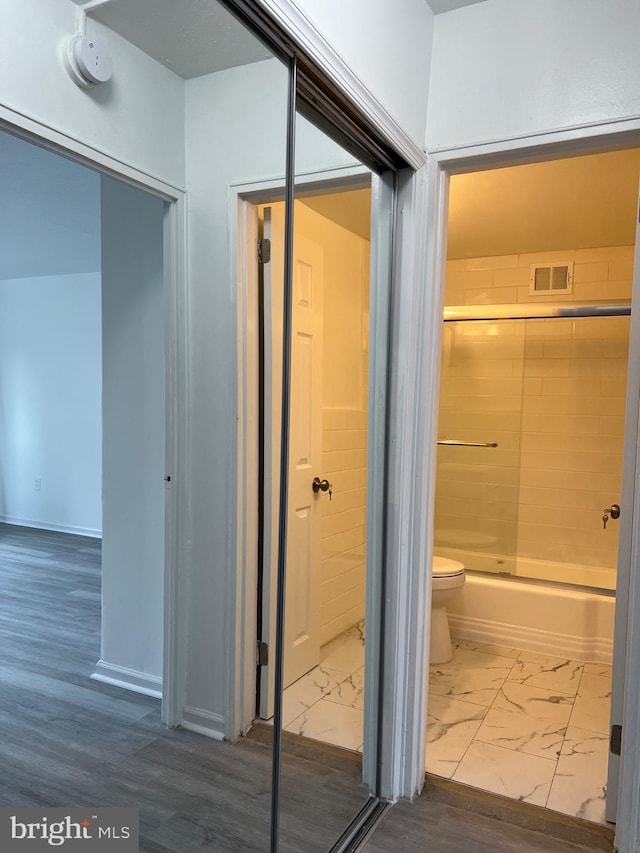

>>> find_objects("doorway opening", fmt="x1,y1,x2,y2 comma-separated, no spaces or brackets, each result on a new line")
255,180,372,755
427,148,640,825
0,129,168,729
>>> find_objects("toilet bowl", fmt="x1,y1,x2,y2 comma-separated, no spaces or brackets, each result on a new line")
430,556,465,664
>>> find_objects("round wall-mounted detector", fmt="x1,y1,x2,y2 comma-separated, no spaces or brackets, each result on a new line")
65,34,113,88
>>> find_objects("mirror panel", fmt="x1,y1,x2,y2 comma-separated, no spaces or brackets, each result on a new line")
275,111,375,851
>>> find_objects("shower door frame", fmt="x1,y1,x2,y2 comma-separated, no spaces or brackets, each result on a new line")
423,122,640,852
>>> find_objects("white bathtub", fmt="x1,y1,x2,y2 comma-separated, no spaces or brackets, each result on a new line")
437,546,616,590
445,572,615,664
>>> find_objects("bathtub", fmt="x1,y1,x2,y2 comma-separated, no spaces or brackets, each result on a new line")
436,545,616,591
445,572,615,664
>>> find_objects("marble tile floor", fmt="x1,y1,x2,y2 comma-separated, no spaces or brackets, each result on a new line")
277,622,366,753
278,627,613,826
427,639,612,825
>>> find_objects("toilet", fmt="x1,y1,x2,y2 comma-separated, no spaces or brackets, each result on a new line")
430,556,465,664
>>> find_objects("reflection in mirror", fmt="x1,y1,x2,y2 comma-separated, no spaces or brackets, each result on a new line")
274,111,375,850
0,2,291,851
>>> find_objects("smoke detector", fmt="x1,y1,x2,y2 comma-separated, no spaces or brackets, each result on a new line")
65,34,113,88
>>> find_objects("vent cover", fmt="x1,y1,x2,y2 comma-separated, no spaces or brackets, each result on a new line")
530,262,573,295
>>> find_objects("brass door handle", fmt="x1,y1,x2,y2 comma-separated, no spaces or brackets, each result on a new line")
312,477,332,500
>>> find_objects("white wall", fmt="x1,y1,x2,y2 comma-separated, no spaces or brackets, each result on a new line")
0,132,102,536
99,175,165,686
0,272,102,535
426,0,640,151
0,0,185,187
0,131,101,280
264,0,434,148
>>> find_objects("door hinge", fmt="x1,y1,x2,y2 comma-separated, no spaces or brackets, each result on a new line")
257,641,269,667
258,238,271,265
611,723,622,756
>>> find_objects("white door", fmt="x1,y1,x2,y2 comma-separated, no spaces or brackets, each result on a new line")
283,227,324,688
259,202,324,719
607,182,640,824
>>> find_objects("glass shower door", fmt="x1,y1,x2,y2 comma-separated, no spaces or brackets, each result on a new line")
434,319,526,575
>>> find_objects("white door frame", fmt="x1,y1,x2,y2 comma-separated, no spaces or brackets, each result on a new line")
0,107,188,729
421,119,640,848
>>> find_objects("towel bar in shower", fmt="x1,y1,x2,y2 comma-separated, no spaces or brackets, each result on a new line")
437,440,498,447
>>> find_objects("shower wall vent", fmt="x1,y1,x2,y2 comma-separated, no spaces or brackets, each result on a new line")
529,262,573,295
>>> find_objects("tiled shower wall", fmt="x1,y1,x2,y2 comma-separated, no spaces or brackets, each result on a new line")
437,246,633,582
314,205,370,646
320,409,367,645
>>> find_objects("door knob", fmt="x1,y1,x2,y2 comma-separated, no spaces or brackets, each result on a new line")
602,503,621,529
312,477,333,500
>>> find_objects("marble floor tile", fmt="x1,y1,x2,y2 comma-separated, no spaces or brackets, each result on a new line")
285,697,363,751
426,641,613,824
546,727,609,824
426,695,488,779
474,681,573,761
508,652,583,696
453,638,521,659
569,673,612,735
320,623,365,673
429,649,515,707
281,666,349,728
326,667,364,711
452,741,556,806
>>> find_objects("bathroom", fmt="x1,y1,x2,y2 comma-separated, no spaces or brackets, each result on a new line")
264,144,640,829
428,147,640,824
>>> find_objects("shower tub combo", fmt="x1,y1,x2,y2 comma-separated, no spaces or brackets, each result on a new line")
433,300,629,667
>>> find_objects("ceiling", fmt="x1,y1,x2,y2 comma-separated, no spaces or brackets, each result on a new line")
89,0,273,79
85,0,489,81
300,189,371,242
427,0,488,14
448,149,640,259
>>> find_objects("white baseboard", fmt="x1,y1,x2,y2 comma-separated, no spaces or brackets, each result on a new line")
91,660,162,698
0,515,102,538
448,613,613,665
181,706,226,740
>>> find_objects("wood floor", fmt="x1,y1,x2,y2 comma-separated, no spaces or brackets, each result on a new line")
362,776,615,853
0,523,367,852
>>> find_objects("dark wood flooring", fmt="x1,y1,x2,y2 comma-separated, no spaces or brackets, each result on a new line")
362,777,615,853
0,523,368,852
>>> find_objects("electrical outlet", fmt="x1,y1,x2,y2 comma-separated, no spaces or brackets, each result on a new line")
34,478,42,492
